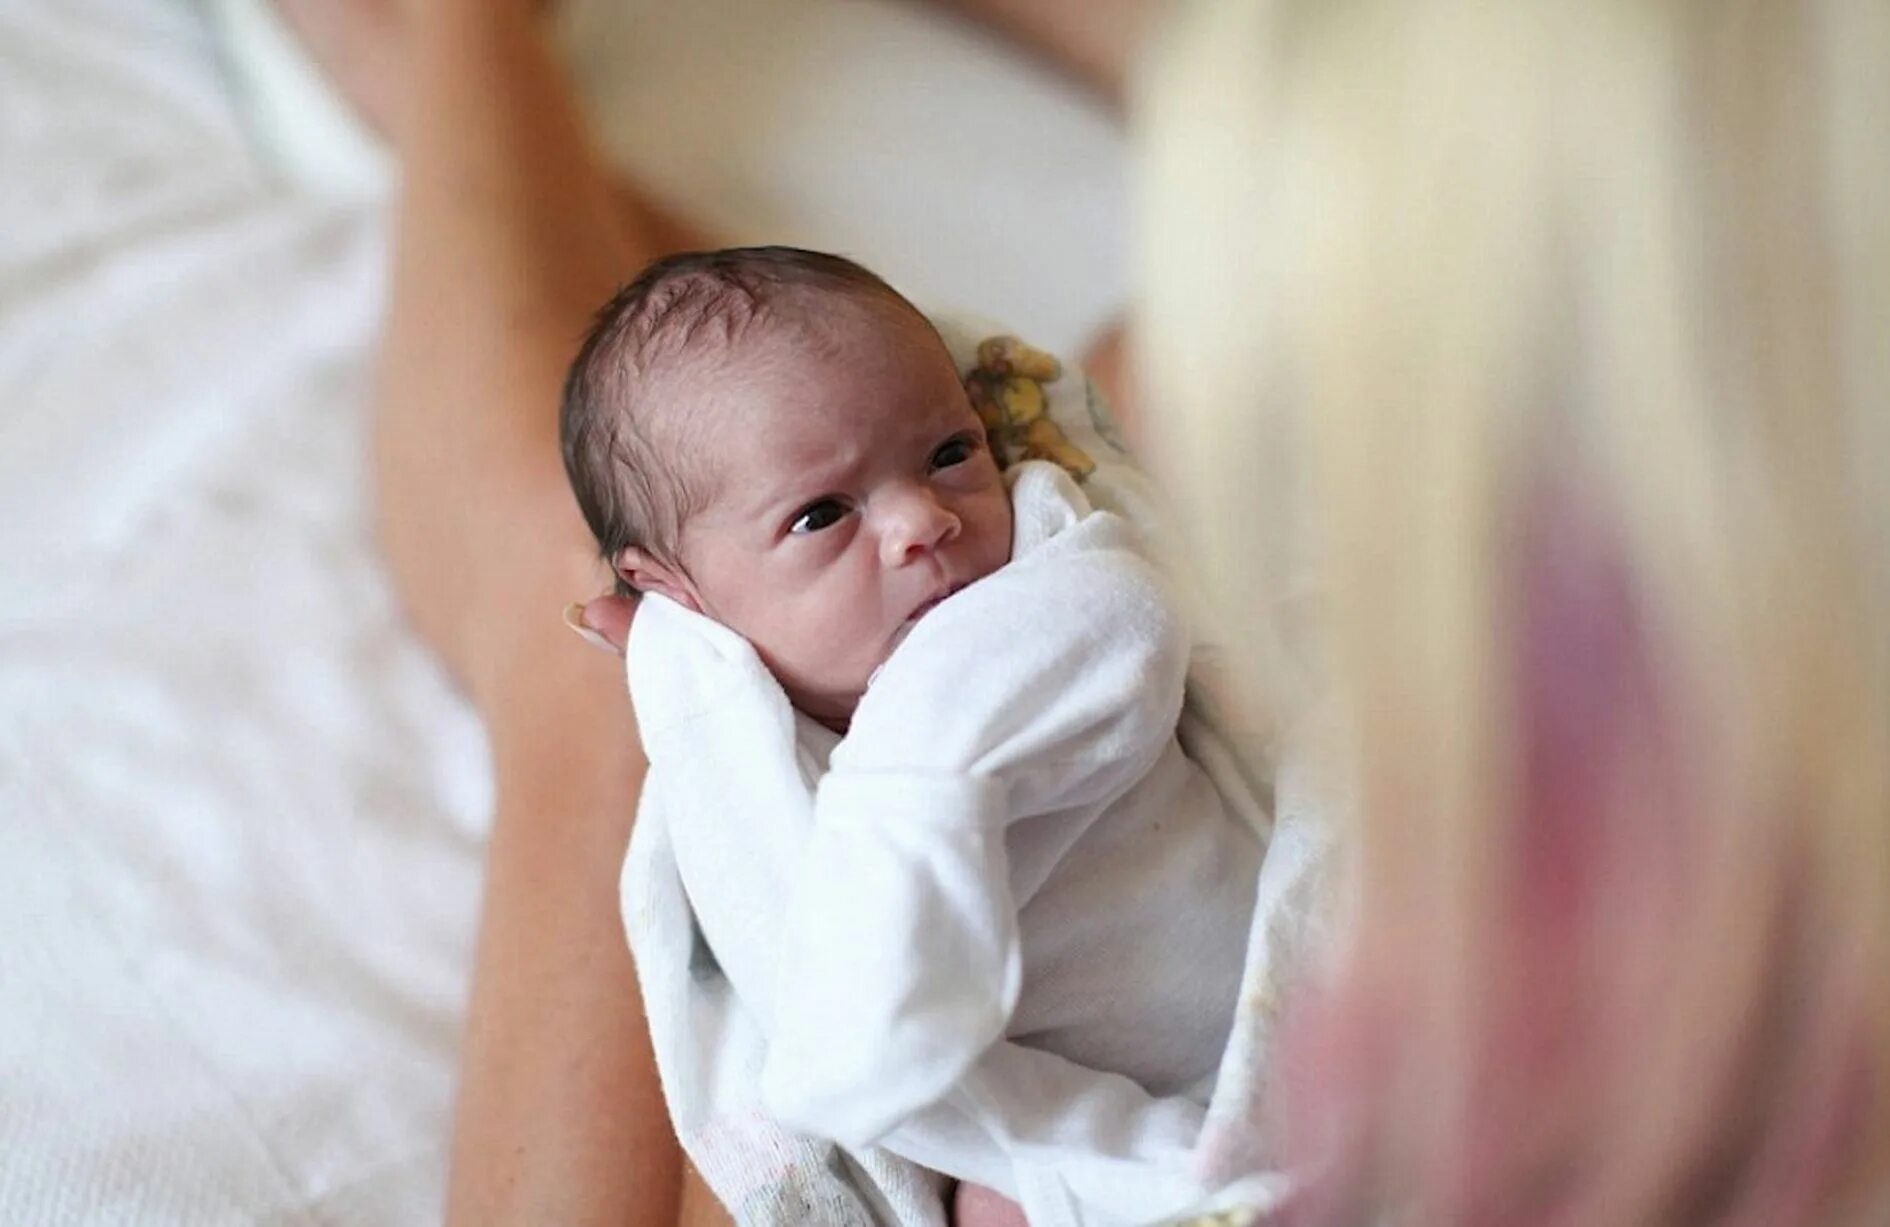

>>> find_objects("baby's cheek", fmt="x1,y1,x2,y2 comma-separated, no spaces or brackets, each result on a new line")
984,494,1017,568
947,483,1004,562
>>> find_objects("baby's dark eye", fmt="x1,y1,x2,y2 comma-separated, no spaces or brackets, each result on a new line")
789,498,850,535
931,435,977,470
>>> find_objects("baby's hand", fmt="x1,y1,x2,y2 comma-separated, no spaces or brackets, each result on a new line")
562,594,637,655
954,1182,1031,1227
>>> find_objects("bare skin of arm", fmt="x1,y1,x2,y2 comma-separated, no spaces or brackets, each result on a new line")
347,1,704,1220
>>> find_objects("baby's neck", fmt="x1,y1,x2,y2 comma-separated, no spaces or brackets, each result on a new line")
787,687,857,736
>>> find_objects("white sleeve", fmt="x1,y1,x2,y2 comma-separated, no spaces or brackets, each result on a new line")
761,486,1192,1149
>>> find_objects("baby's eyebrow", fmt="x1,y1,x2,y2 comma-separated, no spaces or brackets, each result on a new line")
778,442,869,492
729,481,825,527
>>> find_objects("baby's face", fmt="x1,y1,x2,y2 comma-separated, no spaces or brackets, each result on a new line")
676,306,1013,725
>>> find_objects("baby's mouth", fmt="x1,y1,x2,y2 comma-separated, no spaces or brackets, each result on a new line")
905,583,965,626
869,584,968,690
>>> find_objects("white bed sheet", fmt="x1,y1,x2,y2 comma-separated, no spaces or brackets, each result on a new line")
0,2,1124,1222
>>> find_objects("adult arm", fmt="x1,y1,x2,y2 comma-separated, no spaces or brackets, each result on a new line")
365,4,702,1222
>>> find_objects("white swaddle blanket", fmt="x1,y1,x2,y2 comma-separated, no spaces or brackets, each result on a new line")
620,318,1330,1225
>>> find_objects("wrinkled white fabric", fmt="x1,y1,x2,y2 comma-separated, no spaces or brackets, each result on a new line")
626,462,1264,1224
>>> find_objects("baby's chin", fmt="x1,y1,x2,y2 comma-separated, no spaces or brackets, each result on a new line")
775,588,979,729
787,639,923,732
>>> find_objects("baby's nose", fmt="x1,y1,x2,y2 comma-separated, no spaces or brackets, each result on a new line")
878,488,961,566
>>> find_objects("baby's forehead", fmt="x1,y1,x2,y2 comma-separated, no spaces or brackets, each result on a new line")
666,307,965,509
673,295,947,417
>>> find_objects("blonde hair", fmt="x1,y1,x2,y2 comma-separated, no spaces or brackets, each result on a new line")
1139,2,1890,1222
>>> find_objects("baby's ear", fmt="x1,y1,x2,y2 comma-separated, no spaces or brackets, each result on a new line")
615,547,701,614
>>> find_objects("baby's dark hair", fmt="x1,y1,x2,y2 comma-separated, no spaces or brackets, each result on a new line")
561,245,920,596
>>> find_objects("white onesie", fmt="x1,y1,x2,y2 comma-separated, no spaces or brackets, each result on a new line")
626,461,1261,1222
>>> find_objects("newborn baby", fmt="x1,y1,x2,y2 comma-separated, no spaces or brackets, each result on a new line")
562,247,1261,1223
